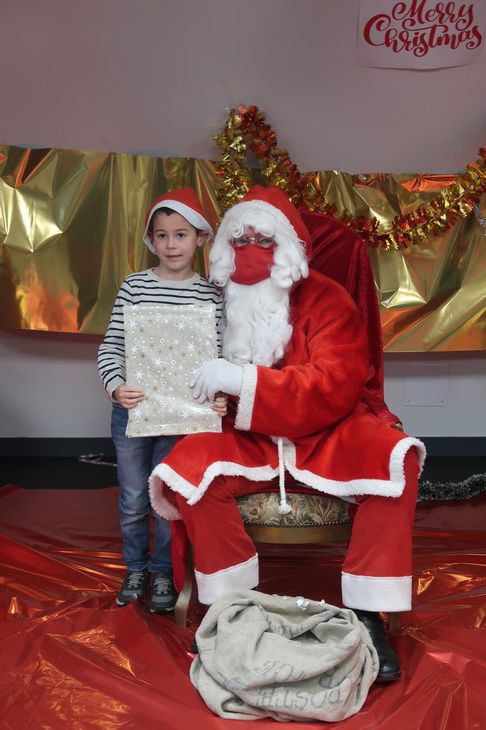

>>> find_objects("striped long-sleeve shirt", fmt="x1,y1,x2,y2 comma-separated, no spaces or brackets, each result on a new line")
97,269,224,399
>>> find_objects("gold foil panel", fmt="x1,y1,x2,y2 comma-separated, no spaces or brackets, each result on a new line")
314,171,486,351
1,144,486,351
0,146,221,335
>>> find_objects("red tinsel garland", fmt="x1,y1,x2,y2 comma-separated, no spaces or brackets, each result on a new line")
215,105,486,251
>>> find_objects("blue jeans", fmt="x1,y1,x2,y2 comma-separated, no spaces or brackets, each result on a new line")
111,404,176,572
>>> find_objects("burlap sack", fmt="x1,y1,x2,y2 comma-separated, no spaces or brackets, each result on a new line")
190,589,379,722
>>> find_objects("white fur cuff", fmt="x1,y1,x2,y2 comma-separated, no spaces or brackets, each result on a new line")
235,364,258,431
342,572,412,612
148,472,182,520
195,554,259,605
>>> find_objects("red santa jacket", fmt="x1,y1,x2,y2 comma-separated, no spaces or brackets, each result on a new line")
149,270,425,520
303,210,399,426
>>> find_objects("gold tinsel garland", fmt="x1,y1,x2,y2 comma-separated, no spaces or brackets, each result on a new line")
214,105,486,251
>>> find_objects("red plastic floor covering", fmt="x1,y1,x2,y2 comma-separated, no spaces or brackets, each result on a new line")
0,483,485,729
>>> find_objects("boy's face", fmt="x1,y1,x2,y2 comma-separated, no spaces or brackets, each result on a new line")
149,211,205,280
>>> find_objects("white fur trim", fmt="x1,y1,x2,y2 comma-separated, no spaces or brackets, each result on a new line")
196,554,259,605
281,437,426,498
234,364,258,430
342,572,412,612
226,199,299,244
148,475,182,520
143,200,213,252
149,460,279,515
148,435,426,518
148,435,426,517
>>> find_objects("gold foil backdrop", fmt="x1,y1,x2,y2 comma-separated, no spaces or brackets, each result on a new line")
0,148,220,335
1,144,486,351
215,106,486,251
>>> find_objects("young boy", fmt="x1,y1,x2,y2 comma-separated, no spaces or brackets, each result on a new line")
97,188,224,613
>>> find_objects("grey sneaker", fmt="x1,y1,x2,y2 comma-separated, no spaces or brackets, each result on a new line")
115,569,149,607
150,570,177,613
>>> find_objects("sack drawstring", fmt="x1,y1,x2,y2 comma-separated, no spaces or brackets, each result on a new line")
277,437,292,515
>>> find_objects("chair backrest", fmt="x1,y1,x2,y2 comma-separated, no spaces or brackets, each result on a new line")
301,210,398,425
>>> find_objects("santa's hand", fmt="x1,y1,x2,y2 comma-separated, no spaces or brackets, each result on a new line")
190,359,243,403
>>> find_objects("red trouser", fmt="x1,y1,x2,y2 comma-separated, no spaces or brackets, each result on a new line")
174,449,419,611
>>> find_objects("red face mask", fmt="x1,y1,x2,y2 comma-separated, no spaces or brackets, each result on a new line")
230,244,276,285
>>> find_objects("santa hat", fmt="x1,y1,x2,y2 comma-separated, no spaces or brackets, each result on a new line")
210,185,311,288
142,188,214,254
233,185,312,257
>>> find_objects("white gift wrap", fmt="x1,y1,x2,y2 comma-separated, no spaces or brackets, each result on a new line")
124,303,222,437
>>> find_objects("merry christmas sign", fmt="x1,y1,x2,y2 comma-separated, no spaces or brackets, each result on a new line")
124,303,221,437
358,0,485,69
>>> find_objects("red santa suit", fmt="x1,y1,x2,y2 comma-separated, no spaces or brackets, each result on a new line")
149,186,425,613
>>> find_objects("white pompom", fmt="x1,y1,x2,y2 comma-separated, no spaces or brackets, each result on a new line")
278,503,292,515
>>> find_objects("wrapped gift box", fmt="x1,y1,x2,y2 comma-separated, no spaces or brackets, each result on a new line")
124,303,222,437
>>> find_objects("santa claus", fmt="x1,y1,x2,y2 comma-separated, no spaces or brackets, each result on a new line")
149,185,425,682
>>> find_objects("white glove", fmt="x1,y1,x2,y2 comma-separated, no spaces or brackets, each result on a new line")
190,358,243,403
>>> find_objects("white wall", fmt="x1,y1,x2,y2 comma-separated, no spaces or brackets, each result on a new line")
0,330,111,439
1,0,485,173
1,329,485,439
384,352,486,437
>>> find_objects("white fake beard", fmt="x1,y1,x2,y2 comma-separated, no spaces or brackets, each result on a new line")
222,278,293,367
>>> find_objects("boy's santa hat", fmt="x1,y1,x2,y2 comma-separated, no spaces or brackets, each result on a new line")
143,188,214,253
210,185,311,288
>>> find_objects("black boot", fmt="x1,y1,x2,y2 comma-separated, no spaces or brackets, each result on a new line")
354,610,401,683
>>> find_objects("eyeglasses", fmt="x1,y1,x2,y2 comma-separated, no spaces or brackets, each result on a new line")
231,234,276,249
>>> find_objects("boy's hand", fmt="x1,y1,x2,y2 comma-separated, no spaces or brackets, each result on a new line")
211,392,228,417
191,359,243,403
114,384,144,409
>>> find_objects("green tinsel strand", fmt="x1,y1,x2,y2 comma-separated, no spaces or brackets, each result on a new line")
418,473,486,502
